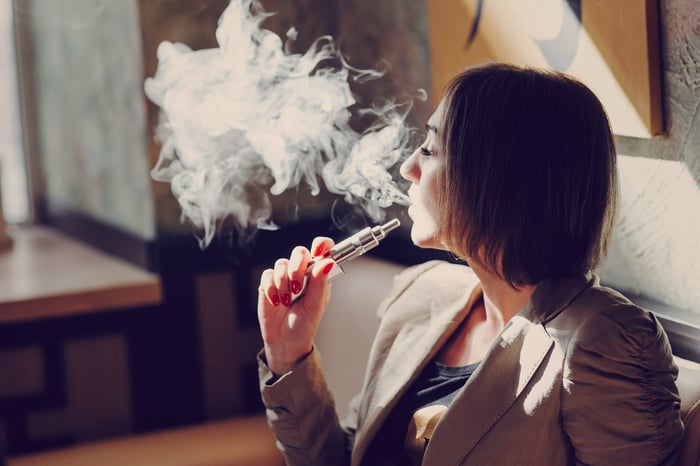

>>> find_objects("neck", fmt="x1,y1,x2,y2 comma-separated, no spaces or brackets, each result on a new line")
470,263,536,328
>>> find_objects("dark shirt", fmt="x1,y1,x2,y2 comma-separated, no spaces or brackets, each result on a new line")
363,359,480,465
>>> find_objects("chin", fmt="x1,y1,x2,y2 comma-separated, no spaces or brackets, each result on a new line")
409,226,443,250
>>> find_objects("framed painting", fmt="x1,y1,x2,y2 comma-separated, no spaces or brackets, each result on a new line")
427,0,663,138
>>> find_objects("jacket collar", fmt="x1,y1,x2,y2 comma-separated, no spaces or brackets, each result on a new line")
530,272,596,324
423,272,594,463
353,267,594,465
353,265,482,464
423,311,553,463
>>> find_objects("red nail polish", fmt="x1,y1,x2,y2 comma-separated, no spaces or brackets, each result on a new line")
313,244,324,257
291,280,302,294
271,294,280,306
321,262,334,275
281,293,291,307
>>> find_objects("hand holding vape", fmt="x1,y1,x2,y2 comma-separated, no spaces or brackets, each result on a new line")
295,218,401,298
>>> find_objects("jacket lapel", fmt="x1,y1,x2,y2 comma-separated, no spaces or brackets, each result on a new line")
423,274,594,464
352,265,593,465
370,292,474,413
352,272,481,463
424,307,555,464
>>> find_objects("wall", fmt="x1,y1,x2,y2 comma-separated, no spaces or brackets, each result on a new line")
420,0,700,317
600,0,700,315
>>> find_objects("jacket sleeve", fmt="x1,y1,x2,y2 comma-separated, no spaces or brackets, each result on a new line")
258,347,353,466
561,304,684,465
256,260,452,465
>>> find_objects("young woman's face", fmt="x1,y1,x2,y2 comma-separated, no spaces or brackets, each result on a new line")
399,102,448,251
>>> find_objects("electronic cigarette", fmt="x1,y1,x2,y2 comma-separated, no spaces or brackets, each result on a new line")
323,218,401,268
295,218,401,297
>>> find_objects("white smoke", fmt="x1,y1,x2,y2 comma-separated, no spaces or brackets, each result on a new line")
145,0,414,248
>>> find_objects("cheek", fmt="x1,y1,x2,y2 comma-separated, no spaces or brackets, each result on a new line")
420,172,441,217
408,175,445,246
428,181,440,208
408,177,439,219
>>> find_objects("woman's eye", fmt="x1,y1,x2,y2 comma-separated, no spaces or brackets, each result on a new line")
420,147,434,156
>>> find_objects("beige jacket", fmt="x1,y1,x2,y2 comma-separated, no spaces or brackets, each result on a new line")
259,261,683,465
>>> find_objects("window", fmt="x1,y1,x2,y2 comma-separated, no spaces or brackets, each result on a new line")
0,0,30,224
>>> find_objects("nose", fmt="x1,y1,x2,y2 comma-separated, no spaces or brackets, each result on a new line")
400,147,420,183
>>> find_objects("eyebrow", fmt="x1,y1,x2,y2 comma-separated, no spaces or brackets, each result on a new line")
425,124,438,134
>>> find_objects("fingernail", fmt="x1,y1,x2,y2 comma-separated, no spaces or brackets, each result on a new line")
271,294,280,307
281,293,291,307
313,244,324,257
291,280,302,294
322,262,334,275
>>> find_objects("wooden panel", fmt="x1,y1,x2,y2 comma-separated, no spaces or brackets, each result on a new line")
427,0,663,137
195,271,263,418
0,346,44,397
26,335,132,445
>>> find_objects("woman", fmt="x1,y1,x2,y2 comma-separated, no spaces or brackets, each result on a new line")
256,63,683,465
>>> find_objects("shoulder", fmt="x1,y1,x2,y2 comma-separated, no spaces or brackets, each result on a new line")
562,285,673,363
375,260,478,319
550,284,678,398
558,286,682,464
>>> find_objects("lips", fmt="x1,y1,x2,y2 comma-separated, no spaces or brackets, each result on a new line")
407,186,418,204
405,188,416,217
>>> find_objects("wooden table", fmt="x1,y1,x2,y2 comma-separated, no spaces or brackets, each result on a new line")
6,415,282,466
0,226,162,323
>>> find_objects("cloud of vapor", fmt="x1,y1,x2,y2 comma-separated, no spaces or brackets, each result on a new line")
144,0,415,248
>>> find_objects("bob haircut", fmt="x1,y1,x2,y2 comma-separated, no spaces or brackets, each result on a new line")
437,63,617,287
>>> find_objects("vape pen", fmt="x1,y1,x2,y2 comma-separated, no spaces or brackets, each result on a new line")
322,218,401,268
295,218,401,297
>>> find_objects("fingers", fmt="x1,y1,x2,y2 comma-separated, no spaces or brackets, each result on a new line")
307,257,336,284
273,258,292,307
288,246,311,296
258,237,336,308
258,259,294,309
310,237,334,258
259,237,335,307
258,268,280,308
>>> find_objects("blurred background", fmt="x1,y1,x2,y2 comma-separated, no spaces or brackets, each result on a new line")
0,0,698,461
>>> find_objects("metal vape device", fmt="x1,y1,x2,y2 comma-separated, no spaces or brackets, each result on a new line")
325,218,401,268
296,218,401,297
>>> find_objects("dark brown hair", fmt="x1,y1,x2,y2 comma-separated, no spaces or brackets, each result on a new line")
438,63,617,287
